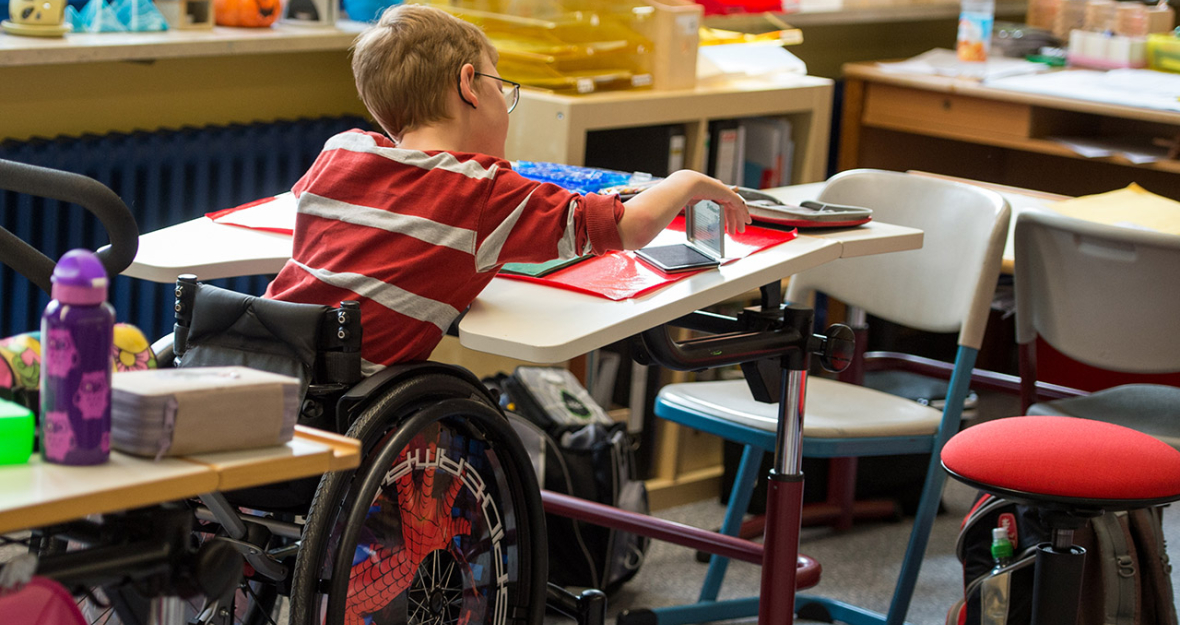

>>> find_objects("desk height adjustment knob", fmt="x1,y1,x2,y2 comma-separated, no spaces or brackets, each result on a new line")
813,324,855,372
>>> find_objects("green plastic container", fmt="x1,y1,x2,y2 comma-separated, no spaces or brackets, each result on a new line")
0,398,35,465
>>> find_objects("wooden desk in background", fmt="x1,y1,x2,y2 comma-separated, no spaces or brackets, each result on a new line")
838,62,1180,199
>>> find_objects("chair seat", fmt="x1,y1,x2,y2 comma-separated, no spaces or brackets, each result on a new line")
1028,384,1180,450
942,416,1180,509
657,377,943,439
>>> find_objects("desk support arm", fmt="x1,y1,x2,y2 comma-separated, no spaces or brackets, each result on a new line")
633,304,853,625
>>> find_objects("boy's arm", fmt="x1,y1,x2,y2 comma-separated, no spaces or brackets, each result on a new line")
618,170,750,250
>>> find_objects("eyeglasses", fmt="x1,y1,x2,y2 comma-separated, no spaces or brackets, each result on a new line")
474,72,521,114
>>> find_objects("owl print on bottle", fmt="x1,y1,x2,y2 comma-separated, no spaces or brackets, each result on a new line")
44,328,79,379
43,410,76,462
74,370,110,420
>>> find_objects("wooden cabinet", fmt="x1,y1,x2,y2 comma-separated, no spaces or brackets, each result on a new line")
840,62,1180,198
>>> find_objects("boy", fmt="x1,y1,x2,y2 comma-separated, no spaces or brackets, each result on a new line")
265,4,750,371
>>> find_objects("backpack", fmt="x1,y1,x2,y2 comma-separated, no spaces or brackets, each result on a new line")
948,492,1177,625
486,367,650,594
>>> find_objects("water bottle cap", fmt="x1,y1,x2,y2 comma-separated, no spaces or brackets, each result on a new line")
51,249,108,305
991,526,1014,560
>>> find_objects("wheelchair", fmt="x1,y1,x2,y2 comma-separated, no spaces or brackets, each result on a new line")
0,158,604,625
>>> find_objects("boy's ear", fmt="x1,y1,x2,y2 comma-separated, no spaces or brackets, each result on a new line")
457,62,479,109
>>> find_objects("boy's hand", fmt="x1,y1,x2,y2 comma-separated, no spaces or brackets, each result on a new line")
688,180,750,235
618,170,753,249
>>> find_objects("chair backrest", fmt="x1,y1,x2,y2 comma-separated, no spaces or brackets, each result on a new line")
173,277,363,394
785,170,1010,350
1014,209,1180,374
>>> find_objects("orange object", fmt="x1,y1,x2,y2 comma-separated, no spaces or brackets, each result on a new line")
214,0,281,26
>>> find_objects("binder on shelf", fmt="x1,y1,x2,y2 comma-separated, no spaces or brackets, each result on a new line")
706,119,743,186
583,124,688,178
741,117,794,189
668,133,686,173
733,124,746,187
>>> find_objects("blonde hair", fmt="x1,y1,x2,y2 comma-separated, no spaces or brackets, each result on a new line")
351,4,498,139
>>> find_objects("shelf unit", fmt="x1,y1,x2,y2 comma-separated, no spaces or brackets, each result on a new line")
506,73,835,184
503,75,833,507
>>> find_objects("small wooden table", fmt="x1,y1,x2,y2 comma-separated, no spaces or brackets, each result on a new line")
0,425,359,535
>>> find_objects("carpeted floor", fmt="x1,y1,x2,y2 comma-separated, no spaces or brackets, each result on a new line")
598,390,1180,625
603,478,994,625
603,470,1180,625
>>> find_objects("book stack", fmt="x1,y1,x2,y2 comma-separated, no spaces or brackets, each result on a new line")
111,366,301,458
708,117,794,189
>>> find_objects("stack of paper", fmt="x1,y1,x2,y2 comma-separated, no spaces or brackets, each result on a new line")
111,366,300,458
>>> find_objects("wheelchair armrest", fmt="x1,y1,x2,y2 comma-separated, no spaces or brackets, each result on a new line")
334,361,500,433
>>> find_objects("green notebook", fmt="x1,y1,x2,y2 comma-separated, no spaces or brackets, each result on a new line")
499,256,590,278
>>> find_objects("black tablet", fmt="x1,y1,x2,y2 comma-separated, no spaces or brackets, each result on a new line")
636,244,719,273
636,200,724,273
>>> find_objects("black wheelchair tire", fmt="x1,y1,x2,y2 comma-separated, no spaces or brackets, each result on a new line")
291,372,504,624
289,372,547,625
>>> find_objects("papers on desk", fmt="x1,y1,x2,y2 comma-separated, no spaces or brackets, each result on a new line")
1048,184,1180,235
877,48,1050,81
986,69,1180,113
1049,135,1171,164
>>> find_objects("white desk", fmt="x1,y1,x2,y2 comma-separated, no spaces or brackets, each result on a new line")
123,209,922,363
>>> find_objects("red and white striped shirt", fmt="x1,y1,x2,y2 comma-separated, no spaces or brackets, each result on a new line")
265,130,625,368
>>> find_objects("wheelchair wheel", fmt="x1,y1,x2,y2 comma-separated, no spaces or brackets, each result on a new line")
290,371,547,625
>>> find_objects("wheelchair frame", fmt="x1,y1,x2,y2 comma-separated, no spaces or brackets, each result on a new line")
2,156,857,625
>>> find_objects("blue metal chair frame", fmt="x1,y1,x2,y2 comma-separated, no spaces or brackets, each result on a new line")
649,345,977,625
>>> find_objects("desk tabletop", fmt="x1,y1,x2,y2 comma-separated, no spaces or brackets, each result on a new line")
125,215,294,283
0,425,359,535
460,222,921,363
124,209,922,363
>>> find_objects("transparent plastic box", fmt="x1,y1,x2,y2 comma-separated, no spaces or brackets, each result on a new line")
429,0,700,93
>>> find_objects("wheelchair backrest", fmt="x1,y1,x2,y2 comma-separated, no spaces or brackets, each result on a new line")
172,275,363,397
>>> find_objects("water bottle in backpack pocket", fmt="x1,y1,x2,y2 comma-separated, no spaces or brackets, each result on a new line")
948,492,1177,625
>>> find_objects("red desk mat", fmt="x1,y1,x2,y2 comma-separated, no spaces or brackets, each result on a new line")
206,195,295,236
499,216,797,300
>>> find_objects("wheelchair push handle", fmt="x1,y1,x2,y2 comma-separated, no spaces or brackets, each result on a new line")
0,158,140,294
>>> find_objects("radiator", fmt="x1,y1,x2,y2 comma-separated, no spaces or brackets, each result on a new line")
0,116,368,341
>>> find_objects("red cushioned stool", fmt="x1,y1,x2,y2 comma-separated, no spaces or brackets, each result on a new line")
941,416,1180,625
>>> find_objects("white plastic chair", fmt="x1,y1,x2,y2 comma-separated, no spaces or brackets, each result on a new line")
1015,209,1180,449
648,169,1010,625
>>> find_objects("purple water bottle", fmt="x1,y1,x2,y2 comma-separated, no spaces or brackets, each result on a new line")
40,249,114,465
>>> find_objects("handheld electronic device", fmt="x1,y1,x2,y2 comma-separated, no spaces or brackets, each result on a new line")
736,188,872,228
636,200,724,274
